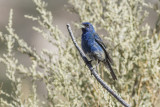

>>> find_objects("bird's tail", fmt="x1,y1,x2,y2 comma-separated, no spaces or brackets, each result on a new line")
103,60,117,80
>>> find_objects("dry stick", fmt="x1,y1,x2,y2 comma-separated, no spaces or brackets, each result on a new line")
156,14,160,33
66,24,130,107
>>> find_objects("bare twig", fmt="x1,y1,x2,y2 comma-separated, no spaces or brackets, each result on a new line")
66,24,130,107
156,14,160,33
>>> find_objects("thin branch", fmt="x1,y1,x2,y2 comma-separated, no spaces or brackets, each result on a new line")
156,1,160,33
156,14,160,33
66,24,130,107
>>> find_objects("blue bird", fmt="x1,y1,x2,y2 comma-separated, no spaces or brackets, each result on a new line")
81,22,117,80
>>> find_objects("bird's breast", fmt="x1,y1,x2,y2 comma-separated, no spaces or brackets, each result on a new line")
81,33,105,61
81,35,95,52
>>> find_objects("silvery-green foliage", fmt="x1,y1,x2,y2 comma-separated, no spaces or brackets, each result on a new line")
0,0,160,107
69,0,160,106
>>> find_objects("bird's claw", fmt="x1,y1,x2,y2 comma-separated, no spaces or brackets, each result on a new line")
85,60,92,66
90,67,94,75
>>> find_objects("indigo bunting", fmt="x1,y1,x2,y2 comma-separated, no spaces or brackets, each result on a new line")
81,22,117,80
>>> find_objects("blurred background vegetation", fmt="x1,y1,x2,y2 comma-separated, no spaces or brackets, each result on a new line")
0,0,160,107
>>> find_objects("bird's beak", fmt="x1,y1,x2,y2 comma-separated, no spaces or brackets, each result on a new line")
80,24,85,28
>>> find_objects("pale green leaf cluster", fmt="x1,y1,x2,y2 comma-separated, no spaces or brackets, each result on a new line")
69,0,160,106
0,0,160,107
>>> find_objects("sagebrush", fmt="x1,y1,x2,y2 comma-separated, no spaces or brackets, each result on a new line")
0,0,160,107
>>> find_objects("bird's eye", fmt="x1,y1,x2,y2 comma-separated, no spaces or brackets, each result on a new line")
85,24,89,27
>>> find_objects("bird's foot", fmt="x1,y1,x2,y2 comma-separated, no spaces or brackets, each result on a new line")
90,66,99,75
94,60,100,70
85,60,92,66
90,67,94,75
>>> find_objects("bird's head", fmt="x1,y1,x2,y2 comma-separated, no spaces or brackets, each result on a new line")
81,22,95,33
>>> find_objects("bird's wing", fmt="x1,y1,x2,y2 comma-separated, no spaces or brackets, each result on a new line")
93,33,114,65
94,33,106,48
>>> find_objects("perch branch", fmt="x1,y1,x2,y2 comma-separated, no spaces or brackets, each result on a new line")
66,24,130,107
